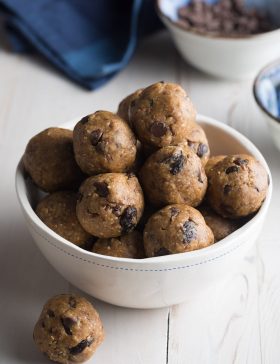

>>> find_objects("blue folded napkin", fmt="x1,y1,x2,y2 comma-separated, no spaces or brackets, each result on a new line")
0,0,161,89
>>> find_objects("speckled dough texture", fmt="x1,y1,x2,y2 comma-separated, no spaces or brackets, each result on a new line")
205,155,226,176
130,82,196,147
92,230,145,258
77,173,144,238
207,154,268,218
73,111,137,175
198,204,241,242
144,204,214,257
139,144,207,207
36,191,94,248
117,88,143,130
23,128,84,192
33,294,104,364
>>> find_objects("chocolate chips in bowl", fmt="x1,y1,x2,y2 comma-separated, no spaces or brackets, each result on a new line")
177,0,275,37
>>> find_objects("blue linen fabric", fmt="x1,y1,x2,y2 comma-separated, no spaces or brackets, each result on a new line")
0,0,161,89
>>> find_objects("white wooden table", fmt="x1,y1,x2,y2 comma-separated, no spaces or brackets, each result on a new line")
0,31,279,364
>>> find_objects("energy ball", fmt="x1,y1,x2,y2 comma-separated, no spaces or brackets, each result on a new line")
144,204,214,257
207,154,269,218
117,88,143,129
198,204,241,242
23,128,84,192
73,111,137,175
77,173,144,238
139,144,207,207
184,123,210,166
36,191,94,249
33,294,104,364
130,82,196,147
205,155,226,176
92,231,145,258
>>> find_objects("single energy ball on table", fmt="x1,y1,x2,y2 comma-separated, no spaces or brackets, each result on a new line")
183,123,210,166
198,204,241,242
33,294,104,364
207,154,269,218
139,144,207,207
77,173,144,238
144,204,214,257
23,128,84,192
130,81,196,147
205,155,226,176
92,230,145,258
73,111,137,175
117,88,143,129
36,191,95,249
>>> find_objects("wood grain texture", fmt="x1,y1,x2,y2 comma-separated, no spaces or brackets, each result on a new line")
0,30,279,364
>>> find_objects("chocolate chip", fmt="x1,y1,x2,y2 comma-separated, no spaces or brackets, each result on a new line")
234,158,248,166
150,122,168,138
90,129,103,146
61,317,76,336
182,221,197,244
197,143,208,157
120,206,137,233
224,184,232,195
255,186,260,192
47,309,55,318
155,247,171,256
69,338,94,355
83,236,97,251
225,165,239,174
94,181,109,198
162,151,185,175
80,116,89,125
69,297,77,308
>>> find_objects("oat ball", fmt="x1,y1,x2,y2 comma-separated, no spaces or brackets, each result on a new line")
117,88,143,129
207,154,269,218
130,82,196,147
33,294,104,364
183,123,210,166
205,155,226,176
144,204,214,257
36,191,95,249
23,128,84,192
77,173,144,238
139,144,207,207
198,204,241,242
92,231,145,258
73,111,137,175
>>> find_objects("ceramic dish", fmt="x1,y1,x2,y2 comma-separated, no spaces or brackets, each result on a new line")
156,0,280,80
253,58,280,151
15,114,272,309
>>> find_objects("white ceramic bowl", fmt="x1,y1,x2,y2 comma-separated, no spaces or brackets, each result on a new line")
156,0,280,80
16,114,272,309
253,58,280,151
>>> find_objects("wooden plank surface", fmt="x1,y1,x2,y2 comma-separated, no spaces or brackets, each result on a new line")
0,31,279,364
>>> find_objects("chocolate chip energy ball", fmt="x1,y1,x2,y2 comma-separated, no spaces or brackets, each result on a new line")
207,154,269,218
139,144,207,207
73,111,137,175
36,191,94,249
23,128,84,192
144,204,214,257
117,88,143,129
198,204,241,242
130,82,196,147
33,294,104,364
184,123,210,166
92,231,145,258
77,173,144,238
205,155,226,176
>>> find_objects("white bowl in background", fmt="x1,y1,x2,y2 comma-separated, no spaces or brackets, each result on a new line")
253,58,280,151
156,0,280,80
15,115,272,309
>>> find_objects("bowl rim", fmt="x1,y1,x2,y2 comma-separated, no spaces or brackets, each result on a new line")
15,114,272,266
155,0,280,41
253,57,280,124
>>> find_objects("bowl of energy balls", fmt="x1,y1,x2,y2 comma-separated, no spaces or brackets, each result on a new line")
156,0,280,79
16,82,272,309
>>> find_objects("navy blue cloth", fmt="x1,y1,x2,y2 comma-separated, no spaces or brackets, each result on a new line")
0,0,161,89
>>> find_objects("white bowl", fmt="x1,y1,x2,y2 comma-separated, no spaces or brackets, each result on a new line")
15,114,272,309
157,0,280,80
253,58,280,151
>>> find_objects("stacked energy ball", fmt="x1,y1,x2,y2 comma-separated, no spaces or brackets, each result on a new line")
23,82,269,259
